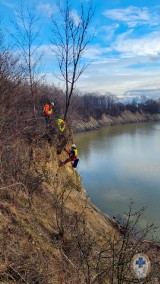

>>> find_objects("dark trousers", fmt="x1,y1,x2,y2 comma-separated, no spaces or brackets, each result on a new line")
44,115,50,124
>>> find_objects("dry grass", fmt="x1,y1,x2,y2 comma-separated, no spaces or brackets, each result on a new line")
1,92,160,283
0,131,116,284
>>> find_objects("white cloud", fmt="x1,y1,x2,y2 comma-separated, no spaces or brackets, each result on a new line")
70,9,81,26
125,89,160,99
98,23,120,41
114,31,160,57
37,3,54,17
83,45,111,59
39,43,160,96
76,58,160,96
103,6,160,27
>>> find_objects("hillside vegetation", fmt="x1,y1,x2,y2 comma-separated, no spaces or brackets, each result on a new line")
1,42,160,283
1,85,160,283
0,85,119,283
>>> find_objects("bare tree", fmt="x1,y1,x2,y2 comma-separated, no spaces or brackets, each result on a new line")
10,2,43,114
50,0,95,119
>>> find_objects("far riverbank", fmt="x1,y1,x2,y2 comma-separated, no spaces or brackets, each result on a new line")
72,110,160,133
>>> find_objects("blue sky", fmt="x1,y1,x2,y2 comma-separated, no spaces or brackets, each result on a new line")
1,0,160,99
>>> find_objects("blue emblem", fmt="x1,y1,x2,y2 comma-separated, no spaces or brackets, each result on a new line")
132,253,151,279
136,257,146,268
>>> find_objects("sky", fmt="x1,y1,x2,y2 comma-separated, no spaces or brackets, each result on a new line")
1,0,160,99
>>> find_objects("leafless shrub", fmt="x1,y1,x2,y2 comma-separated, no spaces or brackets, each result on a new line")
94,202,159,284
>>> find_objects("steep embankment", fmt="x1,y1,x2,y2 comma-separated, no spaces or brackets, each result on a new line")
72,110,160,132
1,123,160,283
0,126,119,284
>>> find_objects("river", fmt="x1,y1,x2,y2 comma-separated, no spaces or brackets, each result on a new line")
75,121,160,237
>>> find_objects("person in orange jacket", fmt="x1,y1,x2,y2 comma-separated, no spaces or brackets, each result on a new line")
43,102,54,124
59,144,79,167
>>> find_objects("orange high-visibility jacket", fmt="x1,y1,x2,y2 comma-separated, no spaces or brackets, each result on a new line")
44,103,53,116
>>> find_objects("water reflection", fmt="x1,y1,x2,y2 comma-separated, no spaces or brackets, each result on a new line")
75,122,160,237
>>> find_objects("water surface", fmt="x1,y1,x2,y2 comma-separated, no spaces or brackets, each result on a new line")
75,122,160,237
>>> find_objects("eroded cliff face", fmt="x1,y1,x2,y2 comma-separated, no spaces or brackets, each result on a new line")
1,123,160,284
0,127,118,284
72,110,160,132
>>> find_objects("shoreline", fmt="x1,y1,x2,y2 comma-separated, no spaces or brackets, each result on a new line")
72,110,160,133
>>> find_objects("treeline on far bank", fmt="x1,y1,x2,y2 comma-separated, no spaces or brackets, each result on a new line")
70,93,160,121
